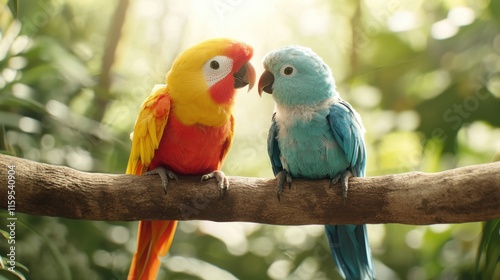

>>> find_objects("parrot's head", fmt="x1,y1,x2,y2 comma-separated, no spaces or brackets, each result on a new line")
258,46,337,106
166,38,255,122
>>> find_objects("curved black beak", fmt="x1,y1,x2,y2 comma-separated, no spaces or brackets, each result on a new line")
258,70,274,96
233,62,256,92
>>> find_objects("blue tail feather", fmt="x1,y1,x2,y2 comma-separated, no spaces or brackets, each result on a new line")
325,224,375,280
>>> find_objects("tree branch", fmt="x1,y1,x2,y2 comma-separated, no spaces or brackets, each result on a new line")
0,154,499,225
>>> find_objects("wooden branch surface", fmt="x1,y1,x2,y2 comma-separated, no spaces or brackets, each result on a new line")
0,154,499,225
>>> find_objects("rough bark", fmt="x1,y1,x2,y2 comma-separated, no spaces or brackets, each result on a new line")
0,154,499,225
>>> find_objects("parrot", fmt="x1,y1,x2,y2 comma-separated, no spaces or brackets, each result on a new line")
126,38,255,280
257,46,375,280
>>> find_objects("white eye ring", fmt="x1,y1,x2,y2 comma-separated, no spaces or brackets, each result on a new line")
279,64,296,77
203,56,233,87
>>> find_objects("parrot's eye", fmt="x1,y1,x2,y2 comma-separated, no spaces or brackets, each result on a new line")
280,64,297,77
210,60,220,70
203,56,233,87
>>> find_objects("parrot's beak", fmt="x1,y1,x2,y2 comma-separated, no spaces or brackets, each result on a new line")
233,62,256,92
258,70,274,96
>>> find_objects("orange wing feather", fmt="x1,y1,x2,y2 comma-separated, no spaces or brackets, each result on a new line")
126,85,171,176
127,85,178,280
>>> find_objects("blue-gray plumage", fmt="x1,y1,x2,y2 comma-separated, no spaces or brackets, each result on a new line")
258,46,375,280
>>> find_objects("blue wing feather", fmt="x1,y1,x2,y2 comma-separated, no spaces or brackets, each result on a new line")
267,113,283,176
326,99,374,280
325,224,374,280
327,99,366,177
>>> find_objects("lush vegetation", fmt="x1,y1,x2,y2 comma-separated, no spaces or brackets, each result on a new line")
1,0,499,279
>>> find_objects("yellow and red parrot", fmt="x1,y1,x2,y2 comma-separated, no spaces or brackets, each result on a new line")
126,38,255,280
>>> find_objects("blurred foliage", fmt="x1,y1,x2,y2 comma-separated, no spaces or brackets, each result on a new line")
0,0,499,279
475,219,500,280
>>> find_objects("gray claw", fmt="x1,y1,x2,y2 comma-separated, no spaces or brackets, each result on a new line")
276,170,292,201
201,170,229,199
144,166,178,193
330,170,353,206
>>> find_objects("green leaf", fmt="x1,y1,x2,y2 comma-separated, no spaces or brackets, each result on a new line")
475,219,500,279
0,268,25,280
7,0,18,18
0,229,10,240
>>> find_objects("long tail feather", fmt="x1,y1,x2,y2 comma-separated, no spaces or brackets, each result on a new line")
128,220,178,280
325,224,375,280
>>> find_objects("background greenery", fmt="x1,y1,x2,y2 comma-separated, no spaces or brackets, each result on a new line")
1,0,499,279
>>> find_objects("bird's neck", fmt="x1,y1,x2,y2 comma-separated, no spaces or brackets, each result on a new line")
275,97,336,126
173,99,233,127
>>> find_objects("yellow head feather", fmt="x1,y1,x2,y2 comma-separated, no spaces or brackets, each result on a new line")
166,38,254,126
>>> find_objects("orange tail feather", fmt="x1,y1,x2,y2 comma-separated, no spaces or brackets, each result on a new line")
128,220,178,280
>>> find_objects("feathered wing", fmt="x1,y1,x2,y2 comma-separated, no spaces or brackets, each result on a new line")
127,84,171,175
327,99,366,177
325,99,374,280
127,85,178,280
267,113,283,176
325,224,374,280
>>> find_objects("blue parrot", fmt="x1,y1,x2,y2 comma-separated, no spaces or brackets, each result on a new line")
257,46,375,280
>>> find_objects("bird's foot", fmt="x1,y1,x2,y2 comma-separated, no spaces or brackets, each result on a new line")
144,166,178,193
201,170,229,199
276,170,293,201
330,170,353,206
